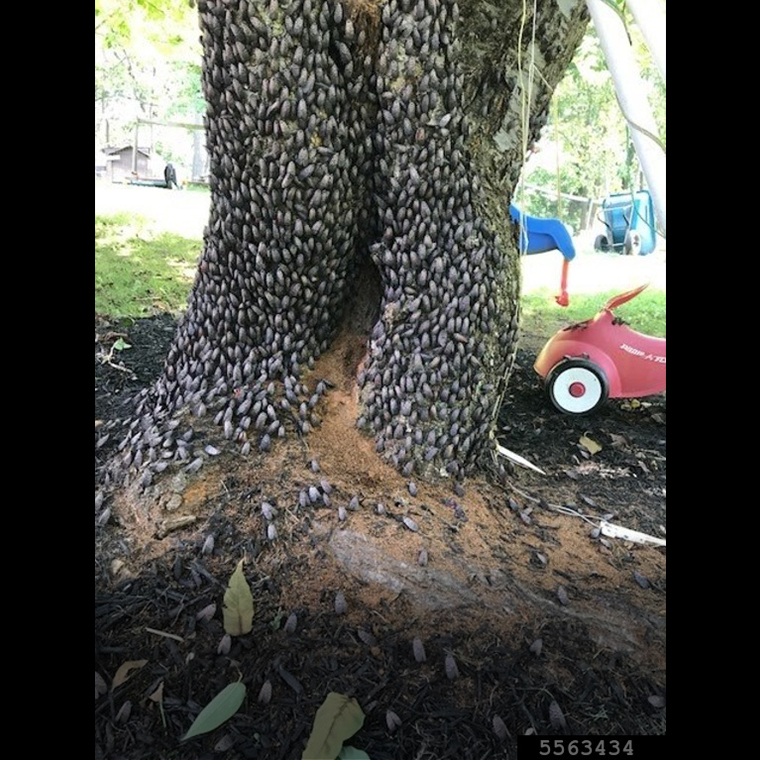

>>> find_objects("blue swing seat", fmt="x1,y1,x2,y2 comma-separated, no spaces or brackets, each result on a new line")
509,204,576,261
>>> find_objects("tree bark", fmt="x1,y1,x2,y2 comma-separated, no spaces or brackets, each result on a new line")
114,0,588,486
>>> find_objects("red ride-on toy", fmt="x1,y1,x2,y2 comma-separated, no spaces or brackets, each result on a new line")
534,284,666,414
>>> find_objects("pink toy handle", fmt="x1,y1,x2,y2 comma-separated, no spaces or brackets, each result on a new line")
604,283,649,311
555,259,570,307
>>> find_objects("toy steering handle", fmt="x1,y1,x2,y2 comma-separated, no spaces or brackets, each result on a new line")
604,283,649,311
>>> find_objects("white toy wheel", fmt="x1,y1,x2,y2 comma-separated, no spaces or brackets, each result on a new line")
547,360,609,415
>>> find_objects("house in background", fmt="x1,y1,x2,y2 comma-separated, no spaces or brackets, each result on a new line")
103,146,167,182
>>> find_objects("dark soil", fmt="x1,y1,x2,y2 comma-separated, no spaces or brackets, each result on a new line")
95,314,666,760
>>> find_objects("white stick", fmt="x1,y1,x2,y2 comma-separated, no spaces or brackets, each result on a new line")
494,442,546,475
600,520,666,547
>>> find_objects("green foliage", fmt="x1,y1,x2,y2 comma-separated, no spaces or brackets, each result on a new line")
182,681,246,741
521,24,666,229
522,287,666,339
302,693,365,760
96,0,202,152
338,748,371,759
112,337,131,351
96,0,197,50
95,213,201,317
223,560,255,637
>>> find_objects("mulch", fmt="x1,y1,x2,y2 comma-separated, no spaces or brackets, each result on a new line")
95,314,666,759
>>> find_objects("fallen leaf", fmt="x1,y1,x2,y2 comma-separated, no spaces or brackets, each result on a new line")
579,435,602,455
417,548,428,566
529,638,543,656
148,682,164,703
113,660,148,689
338,746,371,759
609,433,628,448
202,535,215,555
334,591,347,614
412,637,426,662
302,692,365,760
557,586,569,606
648,695,666,708
223,559,254,636
182,682,246,741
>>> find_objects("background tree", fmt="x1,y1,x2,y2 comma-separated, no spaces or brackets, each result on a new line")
96,0,203,157
518,19,666,232
108,0,590,488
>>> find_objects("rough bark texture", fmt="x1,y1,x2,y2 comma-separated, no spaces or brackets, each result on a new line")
107,0,588,487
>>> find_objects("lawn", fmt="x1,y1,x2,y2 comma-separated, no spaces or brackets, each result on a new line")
95,213,202,316
95,193,665,340
522,287,666,339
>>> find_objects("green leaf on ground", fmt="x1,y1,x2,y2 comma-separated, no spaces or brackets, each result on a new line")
182,682,246,741
112,338,131,351
302,693,365,760
338,747,371,759
223,559,254,636
579,435,602,455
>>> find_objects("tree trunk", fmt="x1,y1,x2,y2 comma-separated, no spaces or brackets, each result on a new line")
113,0,588,486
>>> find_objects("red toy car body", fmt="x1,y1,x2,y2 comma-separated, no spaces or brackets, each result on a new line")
534,284,666,414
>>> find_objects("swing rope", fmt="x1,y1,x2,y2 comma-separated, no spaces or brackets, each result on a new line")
517,14,571,306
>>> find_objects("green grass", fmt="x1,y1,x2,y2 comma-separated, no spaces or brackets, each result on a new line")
95,213,665,344
521,287,666,352
95,213,202,317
